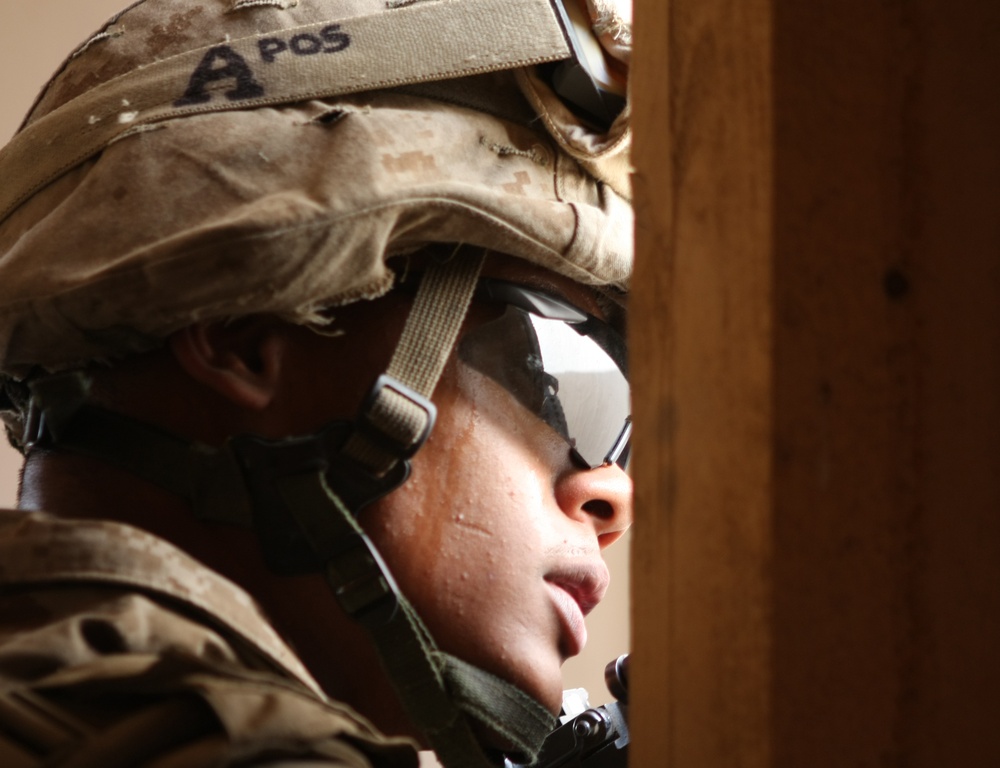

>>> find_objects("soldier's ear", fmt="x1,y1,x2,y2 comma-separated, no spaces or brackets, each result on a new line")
169,317,286,410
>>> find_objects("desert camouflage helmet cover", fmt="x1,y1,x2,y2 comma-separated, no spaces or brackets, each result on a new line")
0,0,632,382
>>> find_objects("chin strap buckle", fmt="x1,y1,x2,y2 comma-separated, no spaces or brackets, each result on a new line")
24,372,92,452
341,251,485,476
23,398,44,452
326,530,401,628
354,374,438,460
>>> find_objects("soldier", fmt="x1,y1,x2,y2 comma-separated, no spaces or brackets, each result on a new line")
0,1,633,766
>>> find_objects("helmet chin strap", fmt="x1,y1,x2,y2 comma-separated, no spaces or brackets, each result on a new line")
263,250,557,765
341,247,484,474
23,251,556,767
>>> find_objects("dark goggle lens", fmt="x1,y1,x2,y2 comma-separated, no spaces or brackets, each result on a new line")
458,302,630,469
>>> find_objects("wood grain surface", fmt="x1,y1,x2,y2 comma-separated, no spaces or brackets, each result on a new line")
631,0,1000,765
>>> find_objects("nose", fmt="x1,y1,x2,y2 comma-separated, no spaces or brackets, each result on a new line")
554,463,633,548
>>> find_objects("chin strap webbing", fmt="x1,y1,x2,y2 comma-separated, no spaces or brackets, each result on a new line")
24,374,557,766
22,250,558,766
342,249,485,475
274,468,555,768
278,253,557,766
438,654,558,758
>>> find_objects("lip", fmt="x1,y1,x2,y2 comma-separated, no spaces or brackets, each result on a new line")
544,562,611,658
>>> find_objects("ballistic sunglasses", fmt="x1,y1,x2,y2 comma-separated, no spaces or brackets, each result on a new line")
458,278,631,470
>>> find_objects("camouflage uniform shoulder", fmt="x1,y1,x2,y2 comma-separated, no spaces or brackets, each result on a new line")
0,510,418,768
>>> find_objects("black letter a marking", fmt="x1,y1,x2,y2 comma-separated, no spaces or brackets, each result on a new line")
175,46,265,107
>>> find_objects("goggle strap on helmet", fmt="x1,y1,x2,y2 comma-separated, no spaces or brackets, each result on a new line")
343,250,485,475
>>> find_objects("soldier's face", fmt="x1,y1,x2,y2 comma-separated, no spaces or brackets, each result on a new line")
266,258,632,722
360,263,632,715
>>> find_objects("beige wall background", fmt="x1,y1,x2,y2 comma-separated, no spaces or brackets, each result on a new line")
0,0,629,702
1,2,133,507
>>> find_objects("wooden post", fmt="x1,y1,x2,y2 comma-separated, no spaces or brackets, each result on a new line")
630,1,1000,766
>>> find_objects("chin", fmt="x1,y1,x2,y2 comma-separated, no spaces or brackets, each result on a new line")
499,647,566,716
456,640,563,718
538,670,567,715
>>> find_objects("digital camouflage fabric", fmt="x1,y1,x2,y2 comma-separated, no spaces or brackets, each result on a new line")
0,510,419,767
0,0,632,381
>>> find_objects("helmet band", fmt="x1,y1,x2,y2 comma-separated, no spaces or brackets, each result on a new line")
0,0,572,224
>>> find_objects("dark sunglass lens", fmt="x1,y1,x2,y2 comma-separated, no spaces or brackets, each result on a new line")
459,292,631,470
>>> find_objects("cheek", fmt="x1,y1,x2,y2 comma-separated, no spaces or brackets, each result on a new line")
356,362,572,712
365,382,550,607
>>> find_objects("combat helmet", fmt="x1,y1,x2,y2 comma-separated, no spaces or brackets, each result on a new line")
0,1,633,765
